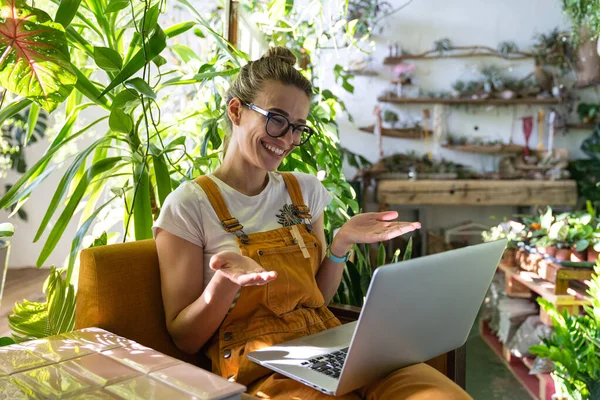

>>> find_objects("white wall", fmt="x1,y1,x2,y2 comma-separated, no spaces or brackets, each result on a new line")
323,0,593,233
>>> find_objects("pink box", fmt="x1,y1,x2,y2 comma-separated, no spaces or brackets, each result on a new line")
150,363,246,400
106,375,204,399
61,353,142,386
13,364,94,399
102,345,181,374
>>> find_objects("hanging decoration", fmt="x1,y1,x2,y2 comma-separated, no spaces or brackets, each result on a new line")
522,116,534,156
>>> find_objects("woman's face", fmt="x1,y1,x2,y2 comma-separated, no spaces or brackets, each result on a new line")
229,80,310,172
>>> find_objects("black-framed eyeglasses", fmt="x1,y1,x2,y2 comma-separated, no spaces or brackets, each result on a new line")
245,103,314,146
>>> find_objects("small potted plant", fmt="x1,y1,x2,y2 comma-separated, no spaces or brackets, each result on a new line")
548,219,571,261
567,211,595,262
482,220,525,267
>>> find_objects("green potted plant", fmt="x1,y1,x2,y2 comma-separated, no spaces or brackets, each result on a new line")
533,207,557,256
531,260,600,399
577,103,600,124
383,109,399,129
566,211,595,262
482,220,524,266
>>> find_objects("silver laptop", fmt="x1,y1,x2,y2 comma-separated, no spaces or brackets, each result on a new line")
247,239,507,396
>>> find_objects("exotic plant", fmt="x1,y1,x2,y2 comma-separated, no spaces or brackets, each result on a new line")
533,28,576,73
0,0,387,340
531,260,600,399
562,0,600,41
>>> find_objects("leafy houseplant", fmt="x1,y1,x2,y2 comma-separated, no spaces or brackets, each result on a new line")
482,220,524,267
334,238,413,306
0,0,380,340
531,260,600,399
577,103,600,124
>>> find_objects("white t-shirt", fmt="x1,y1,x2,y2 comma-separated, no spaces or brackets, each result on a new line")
152,172,333,290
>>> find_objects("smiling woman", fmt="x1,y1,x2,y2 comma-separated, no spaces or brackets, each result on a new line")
152,46,467,399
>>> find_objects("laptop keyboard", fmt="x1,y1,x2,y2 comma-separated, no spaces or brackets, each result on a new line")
300,347,348,379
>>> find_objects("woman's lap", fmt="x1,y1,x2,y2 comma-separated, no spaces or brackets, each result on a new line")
246,363,472,400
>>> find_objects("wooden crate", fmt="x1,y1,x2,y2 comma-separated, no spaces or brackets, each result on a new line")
516,249,594,295
498,263,591,326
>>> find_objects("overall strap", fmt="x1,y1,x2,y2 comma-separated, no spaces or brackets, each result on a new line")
194,176,245,235
279,172,312,220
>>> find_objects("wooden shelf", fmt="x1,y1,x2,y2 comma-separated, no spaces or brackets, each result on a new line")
377,96,560,105
442,144,525,154
497,262,591,306
557,123,596,130
480,321,554,400
377,179,578,206
359,125,422,139
348,69,378,76
384,51,533,64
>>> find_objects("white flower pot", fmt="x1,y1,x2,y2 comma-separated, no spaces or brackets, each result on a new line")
0,241,10,308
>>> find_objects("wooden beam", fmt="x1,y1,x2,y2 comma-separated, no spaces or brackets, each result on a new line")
377,97,560,105
227,0,239,47
377,180,577,206
359,125,422,139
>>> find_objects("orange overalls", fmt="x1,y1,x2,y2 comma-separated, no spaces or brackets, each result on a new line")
195,173,471,399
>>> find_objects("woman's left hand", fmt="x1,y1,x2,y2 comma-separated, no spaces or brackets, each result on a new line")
333,211,421,253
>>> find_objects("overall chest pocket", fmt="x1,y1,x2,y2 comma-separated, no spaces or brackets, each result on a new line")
257,242,325,316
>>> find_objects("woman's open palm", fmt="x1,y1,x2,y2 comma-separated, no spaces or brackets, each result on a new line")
209,252,277,287
338,211,421,245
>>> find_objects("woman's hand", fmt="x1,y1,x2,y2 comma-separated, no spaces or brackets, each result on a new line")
209,251,277,287
332,211,421,254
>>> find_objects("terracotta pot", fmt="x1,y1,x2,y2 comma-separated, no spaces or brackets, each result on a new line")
501,248,517,267
555,248,572,261
537,246,557,256
588,249,599,263
571,250,587,263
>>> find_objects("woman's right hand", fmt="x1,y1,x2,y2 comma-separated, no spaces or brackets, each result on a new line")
209,251,277,287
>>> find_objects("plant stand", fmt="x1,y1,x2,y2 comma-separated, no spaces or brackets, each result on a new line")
480,320,555,400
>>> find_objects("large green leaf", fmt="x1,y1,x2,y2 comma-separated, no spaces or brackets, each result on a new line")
8,299,50,342
0,98,32,126
0,112,105,210
152,154,172,206
24,103,41,146
36,157,124,266
93,47,123,72
164,21,196,38
34,137,111,242
0,0,77,112
46,267,75,334
99,27,166,98
55,0,83,27
132,163,153,240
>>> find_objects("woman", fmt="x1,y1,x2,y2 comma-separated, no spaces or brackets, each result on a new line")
154,47,470,399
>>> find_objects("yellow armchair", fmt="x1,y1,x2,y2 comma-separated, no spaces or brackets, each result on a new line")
75,239,465,387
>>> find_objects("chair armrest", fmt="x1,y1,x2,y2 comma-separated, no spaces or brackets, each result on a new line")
328,303,361,324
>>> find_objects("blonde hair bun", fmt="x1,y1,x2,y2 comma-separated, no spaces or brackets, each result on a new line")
263,47,297,67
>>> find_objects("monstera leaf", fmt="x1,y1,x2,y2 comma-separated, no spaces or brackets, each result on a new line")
0,0,76,112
